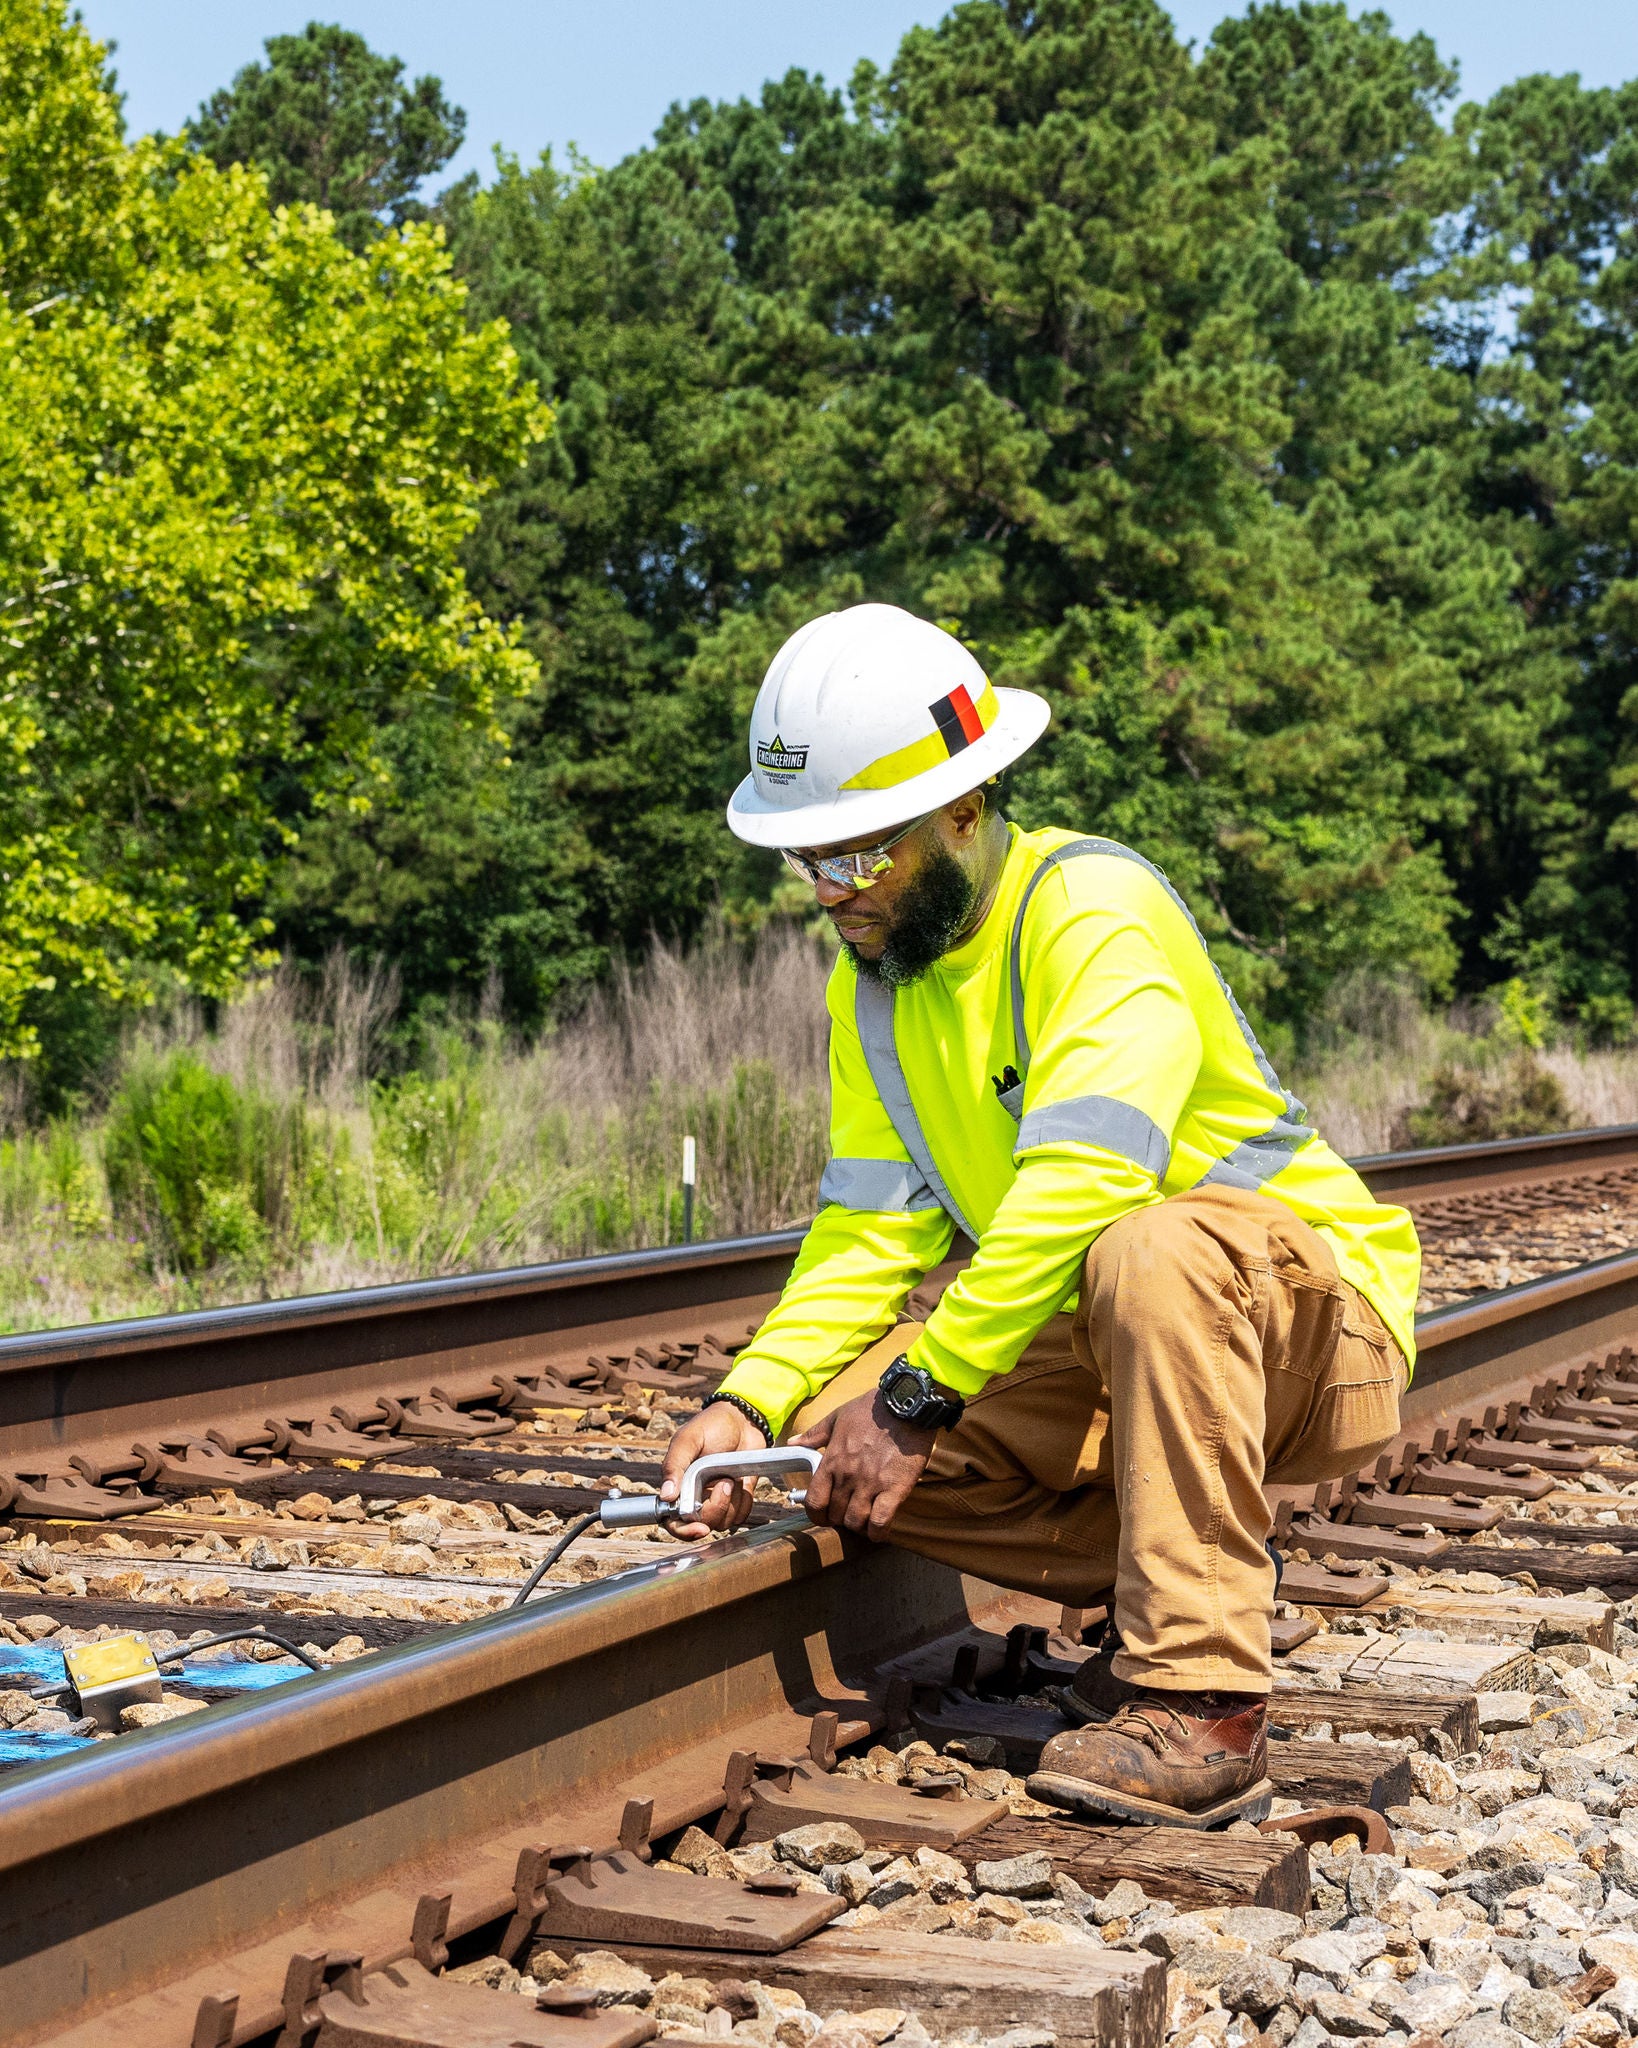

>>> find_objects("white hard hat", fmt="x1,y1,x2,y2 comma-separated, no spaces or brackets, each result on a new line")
726,604,1051,849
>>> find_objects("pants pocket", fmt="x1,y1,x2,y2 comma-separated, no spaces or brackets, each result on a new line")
1266,1354,1406,1486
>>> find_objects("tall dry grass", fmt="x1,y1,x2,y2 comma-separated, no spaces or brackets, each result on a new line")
1292,971,1638,1153
1540,1047,1638,1132
1289,975,1463,1156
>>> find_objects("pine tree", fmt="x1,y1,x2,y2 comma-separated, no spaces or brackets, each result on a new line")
187,21,465,250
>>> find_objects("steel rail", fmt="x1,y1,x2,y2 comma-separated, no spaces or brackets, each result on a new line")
1352,1122,1638,1205
3,1227,1638,2038
1407,1245,1638,1424
2,1525,1035,2047
0,1226,807,1464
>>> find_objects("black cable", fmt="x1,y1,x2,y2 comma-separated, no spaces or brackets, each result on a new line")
511,1511,599,1608
28,1516,616,1710
32,1513,614,1705
155,1630,325,1673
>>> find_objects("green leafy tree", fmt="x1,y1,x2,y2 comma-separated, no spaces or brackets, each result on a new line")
187,20,466,249
782,0,1475,1012
0,0,544,1060
279,128,826,1023
440,0,1499,1022
268,691,605,1032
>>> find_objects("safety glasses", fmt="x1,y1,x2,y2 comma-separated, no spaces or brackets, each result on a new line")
781,812,934,890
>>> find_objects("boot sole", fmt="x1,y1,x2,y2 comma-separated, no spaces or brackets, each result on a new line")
1025,1770,1276,1831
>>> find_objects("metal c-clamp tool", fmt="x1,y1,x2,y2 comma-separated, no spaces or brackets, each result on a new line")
598,1445,821,1528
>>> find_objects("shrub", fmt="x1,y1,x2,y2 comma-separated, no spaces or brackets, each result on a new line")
1390,1055,1581,1150
103,1050,306,1274
1579,993,1635,1048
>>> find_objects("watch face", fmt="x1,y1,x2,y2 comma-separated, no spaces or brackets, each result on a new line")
881,1364,921,1419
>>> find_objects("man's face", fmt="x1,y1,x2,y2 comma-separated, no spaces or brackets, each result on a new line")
801,798,983,987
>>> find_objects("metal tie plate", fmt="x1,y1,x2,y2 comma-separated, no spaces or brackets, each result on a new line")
529,1800,841,1953
267,1955,657,2048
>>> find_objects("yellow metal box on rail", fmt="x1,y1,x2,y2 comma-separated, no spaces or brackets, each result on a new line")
61,1631,161,1729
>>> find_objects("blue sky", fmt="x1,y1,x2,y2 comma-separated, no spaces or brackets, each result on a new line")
77,0,1637,192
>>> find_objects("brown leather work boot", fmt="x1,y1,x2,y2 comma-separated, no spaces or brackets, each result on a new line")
1028,1691,1273,1830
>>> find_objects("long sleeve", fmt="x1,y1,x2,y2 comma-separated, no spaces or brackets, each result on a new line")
910,895,1204,1395
715,969,953,1434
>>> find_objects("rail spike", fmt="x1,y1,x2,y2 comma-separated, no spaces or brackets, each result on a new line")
190,1993,239,2048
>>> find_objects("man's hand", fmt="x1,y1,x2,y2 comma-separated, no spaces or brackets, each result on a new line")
794,1390,936,1540
658,1400,769,1539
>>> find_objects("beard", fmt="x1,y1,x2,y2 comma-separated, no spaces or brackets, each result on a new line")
843,843,978,988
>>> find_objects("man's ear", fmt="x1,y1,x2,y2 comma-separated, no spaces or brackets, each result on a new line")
946,790,986,844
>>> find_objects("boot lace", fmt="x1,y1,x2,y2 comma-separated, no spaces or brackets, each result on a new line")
1104,1697,1192,1756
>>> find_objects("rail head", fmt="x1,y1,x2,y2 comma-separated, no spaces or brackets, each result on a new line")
0,1519,1002,2047
0,1124,1629,1460
2,1128,1637,2042
0,1515,847,1873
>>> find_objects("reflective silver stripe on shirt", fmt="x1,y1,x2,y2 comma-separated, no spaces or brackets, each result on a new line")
1014,1093,1171,1178
818,1155,943,1214
854,974,980,1244
1005,836,1309,1132
1197,1116,1315,1192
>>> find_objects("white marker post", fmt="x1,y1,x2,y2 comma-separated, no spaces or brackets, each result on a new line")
682,1135,697,1245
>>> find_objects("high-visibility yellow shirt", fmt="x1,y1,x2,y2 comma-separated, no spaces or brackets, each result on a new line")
718,825,1421,1436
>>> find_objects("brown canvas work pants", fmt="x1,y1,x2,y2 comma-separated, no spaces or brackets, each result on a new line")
787,1185,1408,1693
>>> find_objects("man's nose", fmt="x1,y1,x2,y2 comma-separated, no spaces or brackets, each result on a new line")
813,875,861,909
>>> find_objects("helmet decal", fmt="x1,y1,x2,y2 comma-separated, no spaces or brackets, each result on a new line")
755,733,809,779
841,679,1001,791
930,684,986,756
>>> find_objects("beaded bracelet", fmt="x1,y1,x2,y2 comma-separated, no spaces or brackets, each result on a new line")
706,1391,774,1446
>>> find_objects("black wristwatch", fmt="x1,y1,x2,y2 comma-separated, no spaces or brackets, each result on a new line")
879,1355,965,1433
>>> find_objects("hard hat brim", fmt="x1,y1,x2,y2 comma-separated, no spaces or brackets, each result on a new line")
725,687,1052,850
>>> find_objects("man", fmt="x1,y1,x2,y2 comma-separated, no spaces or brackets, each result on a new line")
660,602,1419,1828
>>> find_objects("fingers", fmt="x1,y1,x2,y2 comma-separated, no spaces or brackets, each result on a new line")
802,1455,833,1522
669,1478,733,1541
658,1422,705,1503
659,1401,764,1507
836,1468,877,1535
816,1465,860,1531
714,1477,753,1529
664,1471,755,1543
865,1469,919,1540
804,1411,931,1538
803,1407,866,1529
807,1447,873,1533
830,1463,913,1539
